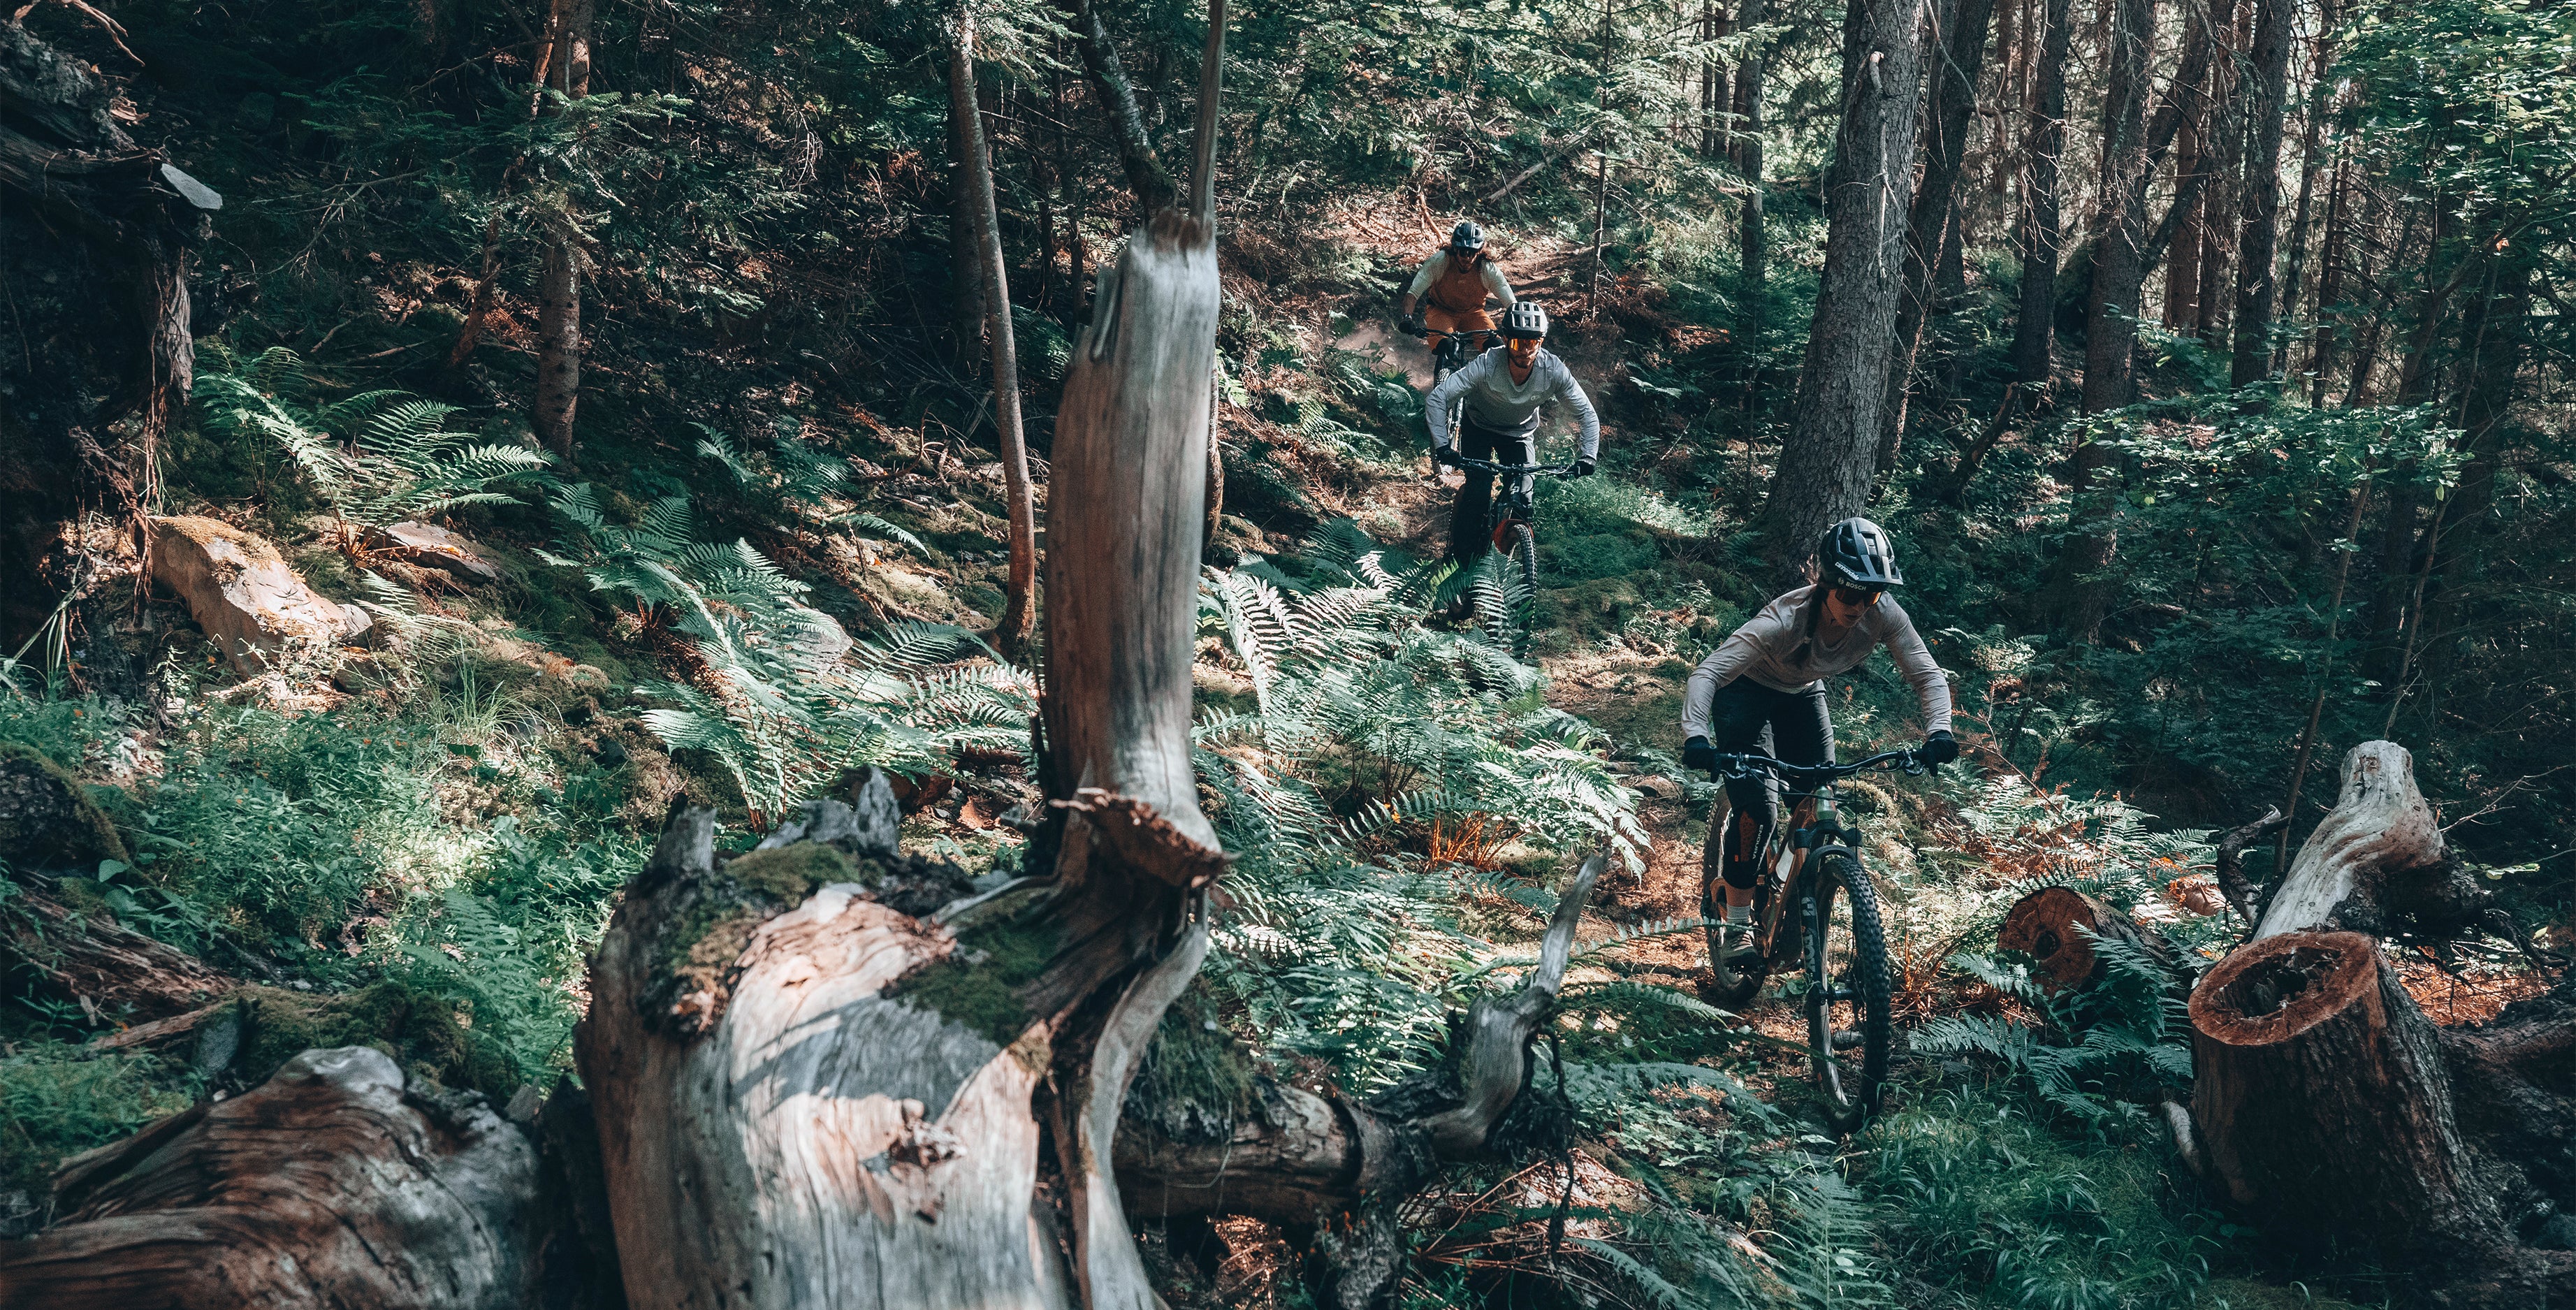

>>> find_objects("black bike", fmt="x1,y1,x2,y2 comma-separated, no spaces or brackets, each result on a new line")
1414,321,1497,388
1699,748,1935,1131
1441,452,1573,655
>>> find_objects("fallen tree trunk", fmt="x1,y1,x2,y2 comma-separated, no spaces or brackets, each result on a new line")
1996,885,2180,995
2183,742,2576,1304
0,1046,542,1309
1,885,236,1026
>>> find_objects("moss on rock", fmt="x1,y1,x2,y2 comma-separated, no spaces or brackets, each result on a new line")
0,741,128,873
231,981,518,1098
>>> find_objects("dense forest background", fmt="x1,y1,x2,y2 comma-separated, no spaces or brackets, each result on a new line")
1,0,2570,1302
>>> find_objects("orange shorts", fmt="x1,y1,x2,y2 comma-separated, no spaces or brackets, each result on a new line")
1425,305,1497,349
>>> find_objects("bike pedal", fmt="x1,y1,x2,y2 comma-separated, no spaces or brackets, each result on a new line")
1831,1031,1864,1051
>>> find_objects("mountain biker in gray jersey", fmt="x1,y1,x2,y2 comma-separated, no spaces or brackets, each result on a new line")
1424,301,1600,569
1678,518,1958,958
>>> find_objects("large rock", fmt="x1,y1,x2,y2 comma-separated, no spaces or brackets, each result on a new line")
0,741,126,871
367,520,501,584
147,516,366,673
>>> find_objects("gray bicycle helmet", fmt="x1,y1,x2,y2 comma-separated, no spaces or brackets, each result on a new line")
1450,220,1486,256
1501,300,1550,340
1820,517,1903,588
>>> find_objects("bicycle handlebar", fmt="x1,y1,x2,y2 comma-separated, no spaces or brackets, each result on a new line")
1444,453,1578,476
1703,748,1935,783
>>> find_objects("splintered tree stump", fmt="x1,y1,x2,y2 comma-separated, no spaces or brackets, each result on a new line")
1996,886,2176,994
2256,740,2448,938
0,1046,540,1309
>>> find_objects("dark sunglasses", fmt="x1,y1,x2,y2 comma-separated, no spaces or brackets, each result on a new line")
1831,585,1884,607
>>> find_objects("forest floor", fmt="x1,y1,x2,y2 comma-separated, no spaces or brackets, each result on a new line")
8,203,2554,1309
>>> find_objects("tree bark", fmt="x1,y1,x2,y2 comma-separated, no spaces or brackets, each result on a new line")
949,19,1039,652
2193,0,2244,344
1065,0,1181,218
2227,0,2292,386
2079,0,2155,416
531,0,593,460
1754,0,1930,581
1732,0,1768,287
0,887,235,1026
2254,741,2448,938
2007,0,2070,387
575,17,1230,1307
946,56,989,370
2274,0,2340,375
1879,0,1999,474
0,1046,542,1308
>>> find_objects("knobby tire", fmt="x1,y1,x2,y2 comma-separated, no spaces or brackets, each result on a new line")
1807,849,1891,1133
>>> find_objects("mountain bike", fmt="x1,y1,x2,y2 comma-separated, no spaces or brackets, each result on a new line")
1441,452,1573,655
1698,748,1937,1132
1414,321,1496,388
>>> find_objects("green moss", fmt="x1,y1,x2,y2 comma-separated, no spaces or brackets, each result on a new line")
724,843,856,904
232,981,519,1098
0,741,129,871
1125,982,1258,1144
890,916,1061,1047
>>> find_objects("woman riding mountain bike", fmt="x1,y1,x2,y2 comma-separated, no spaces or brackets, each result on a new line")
1680,518,1957,961
1424,302,1599,590
1400,219,1515,382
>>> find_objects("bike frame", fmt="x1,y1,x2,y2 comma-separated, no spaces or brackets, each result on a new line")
1446,453,1577,550
1708,750,1924,966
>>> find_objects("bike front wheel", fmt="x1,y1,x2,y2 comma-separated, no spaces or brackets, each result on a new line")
1501,521,1537,655
1805,848,1892,1133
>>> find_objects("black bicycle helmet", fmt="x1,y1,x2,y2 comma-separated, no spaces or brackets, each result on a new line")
1501,300,1549,340
1450,220,1486,256
1820,517,1903,588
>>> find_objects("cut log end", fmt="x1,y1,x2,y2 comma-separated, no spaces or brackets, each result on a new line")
1997,886,2133,993
2188,930,2378,1048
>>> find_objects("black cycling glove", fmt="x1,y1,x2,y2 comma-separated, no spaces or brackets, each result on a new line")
1432,445,1463,468
1682,735,1718,772
1569,457,1597,479
1920,729,1958,766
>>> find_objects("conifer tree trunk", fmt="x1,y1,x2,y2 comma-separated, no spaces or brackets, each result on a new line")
1733,0,1768,288
532,0,593,460
2227,0,2293,386
2307,151,2353,405
2007,0,2070,387
2194,0,2244,343
1756,0,1929,578
948,18,1039,650
947,76,989,370
2276,0,2340,374
1878,0,1998,474
2160,44,2208,327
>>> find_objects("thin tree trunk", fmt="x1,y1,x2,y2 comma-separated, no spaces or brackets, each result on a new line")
2227,0,2293,386
1065,0,1181,215
1588,0,1614,315
1755,0,1930,578
1879,0,1999,474
1703,0,1732,158
2162,63,2206,326
1733,0,1768,286
946,68,988,370
950,21,1039,652
2308,146,2353,405
2275,0,2339,374
2273,468,2372,876
531,0,594,460
2008,0,2070,386
2195,0,2244,343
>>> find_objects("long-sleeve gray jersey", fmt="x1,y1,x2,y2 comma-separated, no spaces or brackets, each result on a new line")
1425,349,1601,457
1404,250,1518,307
1680,587,1954,738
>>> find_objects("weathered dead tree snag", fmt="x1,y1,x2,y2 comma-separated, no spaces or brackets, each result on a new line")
2180,742,2576,1306
0,20,218,558
0,1046,542,1309
572,13,1233,1307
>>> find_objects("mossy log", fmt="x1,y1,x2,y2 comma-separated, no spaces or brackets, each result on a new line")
0,1046,541,1309
1,887,233,1026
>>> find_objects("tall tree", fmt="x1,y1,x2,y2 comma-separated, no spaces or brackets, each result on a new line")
2007,0,2072,387
2276,0,2343,372
947,13,1038,650
1878,0,1999,474
1066,0,1181,217
2195,0,2246,343
532,0,594,459
1755,0,1930,577
1732,0,1768,287
2228,0,2294,385
944,77,987,368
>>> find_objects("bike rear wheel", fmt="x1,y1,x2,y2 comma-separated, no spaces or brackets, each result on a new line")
1701,804,1768,1009
1805,848,1892,1133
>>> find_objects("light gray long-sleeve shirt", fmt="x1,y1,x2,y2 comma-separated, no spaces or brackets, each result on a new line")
1425,349,1601,458
1680,587,1954,738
